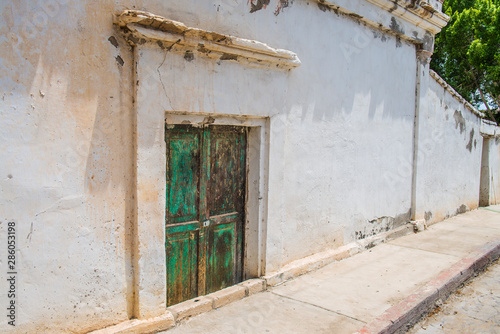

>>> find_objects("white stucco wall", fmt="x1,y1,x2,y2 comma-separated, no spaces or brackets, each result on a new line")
0,0,476,332
0,1,136,332
130,0,417,273
488,138,500,205
414,75,483,223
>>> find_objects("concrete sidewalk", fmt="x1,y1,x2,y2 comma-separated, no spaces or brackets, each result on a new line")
155,206,500,334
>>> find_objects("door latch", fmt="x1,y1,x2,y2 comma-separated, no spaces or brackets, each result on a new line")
203,220,210,227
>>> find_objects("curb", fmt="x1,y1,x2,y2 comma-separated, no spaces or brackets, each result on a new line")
354,238,500,334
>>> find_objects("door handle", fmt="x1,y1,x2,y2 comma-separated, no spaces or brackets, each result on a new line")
202,220,210,227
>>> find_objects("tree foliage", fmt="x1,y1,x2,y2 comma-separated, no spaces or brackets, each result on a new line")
431,0,500,122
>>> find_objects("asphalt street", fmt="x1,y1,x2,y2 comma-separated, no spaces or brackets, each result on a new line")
408,259,500,334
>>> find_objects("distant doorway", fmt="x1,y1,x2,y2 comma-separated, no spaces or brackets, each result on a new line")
479,137,491,207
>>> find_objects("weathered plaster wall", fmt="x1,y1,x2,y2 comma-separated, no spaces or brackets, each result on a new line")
0,0,138,332
414,75,483,223
131,0,417,274
0,0,456,332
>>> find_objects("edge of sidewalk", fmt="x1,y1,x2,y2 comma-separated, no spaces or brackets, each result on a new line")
87,211,500,334
354,238,500,334
87,223,415,334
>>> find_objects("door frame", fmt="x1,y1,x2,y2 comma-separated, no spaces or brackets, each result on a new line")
163,112,269,282
134,108,269,317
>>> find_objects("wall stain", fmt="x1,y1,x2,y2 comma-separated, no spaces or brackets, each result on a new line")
453,110,466,133
317,2,331,12
466,128,474,152
424,211,432,221
389,17,405,35
456,204,468,215
249,0,270,13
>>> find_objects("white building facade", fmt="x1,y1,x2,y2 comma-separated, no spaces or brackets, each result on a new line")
1,0,499,332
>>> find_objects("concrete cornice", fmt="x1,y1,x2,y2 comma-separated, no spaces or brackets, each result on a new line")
365,0,449,34
114,10,301,70
480,119,500,138
317,0,449,49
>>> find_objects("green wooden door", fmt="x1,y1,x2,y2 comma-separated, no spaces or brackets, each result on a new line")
165,125,246,306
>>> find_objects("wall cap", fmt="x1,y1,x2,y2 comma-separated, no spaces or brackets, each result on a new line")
430,70,484,118
317,0,449,49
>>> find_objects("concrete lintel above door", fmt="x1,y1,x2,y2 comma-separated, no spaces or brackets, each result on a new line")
114,10,301,70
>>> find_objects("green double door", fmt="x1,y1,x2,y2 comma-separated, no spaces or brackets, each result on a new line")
165,124,246,306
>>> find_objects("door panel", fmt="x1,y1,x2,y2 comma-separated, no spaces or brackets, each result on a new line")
165,125,246,306
165,231,198,306
166,128,200,224
209,132,244,216
206,222,236,294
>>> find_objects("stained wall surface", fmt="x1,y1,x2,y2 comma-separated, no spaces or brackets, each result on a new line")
414,75,484,223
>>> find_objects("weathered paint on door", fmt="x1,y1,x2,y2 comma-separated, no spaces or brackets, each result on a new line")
165,125,246,306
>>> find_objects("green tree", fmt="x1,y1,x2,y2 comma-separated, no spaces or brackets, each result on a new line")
432,0,500,122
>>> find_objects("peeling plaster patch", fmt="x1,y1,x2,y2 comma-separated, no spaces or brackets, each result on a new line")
424,211,432,221
354,209,411,240
197,43,210,55
127,34,147,45
115,55,124,66
220,53,238,61
184,50,194,61
453,110,466,134
275,0,292,15
249,0,270,13
108,36,119,48
466,128,475,152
